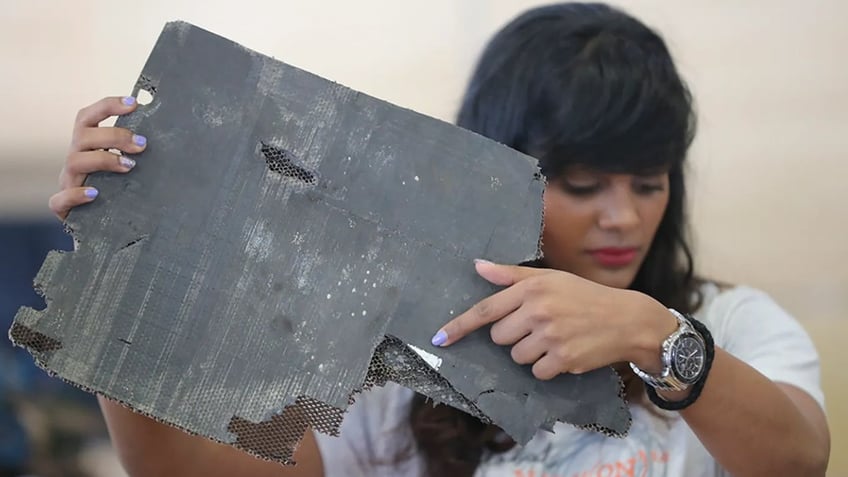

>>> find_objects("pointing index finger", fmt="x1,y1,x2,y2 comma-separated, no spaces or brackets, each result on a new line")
432,285,524,347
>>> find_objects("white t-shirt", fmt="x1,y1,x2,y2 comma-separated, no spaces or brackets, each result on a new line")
315,284,825,477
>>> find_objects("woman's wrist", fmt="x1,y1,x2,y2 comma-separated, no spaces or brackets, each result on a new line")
621,291,678,373
656,387,693,402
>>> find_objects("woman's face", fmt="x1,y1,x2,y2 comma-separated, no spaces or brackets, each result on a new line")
541,167,670,289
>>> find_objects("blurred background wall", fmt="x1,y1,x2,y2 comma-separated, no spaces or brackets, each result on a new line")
1,0,845,475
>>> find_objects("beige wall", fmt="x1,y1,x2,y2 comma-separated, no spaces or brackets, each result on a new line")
1,0,846,474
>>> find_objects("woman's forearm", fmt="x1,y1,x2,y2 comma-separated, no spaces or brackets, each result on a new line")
98,396,323,477
99,395,199,475
668,349,829,476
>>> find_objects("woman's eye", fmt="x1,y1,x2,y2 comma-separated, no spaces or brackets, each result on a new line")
635,183,666,194
562,182,601,196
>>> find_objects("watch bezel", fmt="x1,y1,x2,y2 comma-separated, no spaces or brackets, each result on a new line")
669,331,706,385
629,309,706,392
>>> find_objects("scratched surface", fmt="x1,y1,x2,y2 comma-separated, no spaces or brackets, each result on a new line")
10,22,629,464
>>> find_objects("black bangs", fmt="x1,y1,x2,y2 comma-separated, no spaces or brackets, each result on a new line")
457,2,696,179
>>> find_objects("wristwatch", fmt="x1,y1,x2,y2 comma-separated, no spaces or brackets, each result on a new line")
629,309,707,392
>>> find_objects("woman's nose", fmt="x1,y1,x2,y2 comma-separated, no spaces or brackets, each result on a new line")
597,188,640,231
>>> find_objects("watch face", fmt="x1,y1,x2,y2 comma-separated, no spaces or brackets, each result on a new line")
672,334,705,383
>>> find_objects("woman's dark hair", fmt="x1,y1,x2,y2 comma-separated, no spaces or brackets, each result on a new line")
408,3,701,476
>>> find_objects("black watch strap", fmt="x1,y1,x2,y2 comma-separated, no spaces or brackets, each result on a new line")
646,315,715,411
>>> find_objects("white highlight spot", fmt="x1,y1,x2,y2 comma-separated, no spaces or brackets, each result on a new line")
244,220,273,261
362,310,367,316
372,283,377,288
326,294,332,299
366,270,370,275
407,344,442,370
352,287,357,293
414,175,420,182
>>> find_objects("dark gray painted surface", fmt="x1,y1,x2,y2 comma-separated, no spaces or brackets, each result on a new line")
11,22,629,463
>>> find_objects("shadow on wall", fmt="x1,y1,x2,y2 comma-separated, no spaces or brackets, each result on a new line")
0,221,109,477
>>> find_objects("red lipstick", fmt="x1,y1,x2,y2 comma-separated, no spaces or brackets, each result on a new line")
588,247,638,267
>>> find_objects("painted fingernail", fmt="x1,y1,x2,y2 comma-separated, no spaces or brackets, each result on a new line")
119,156,136,169
122,96,136,106
133,134,147,147
431,330,448,347
474,259,493,265
85,188,99,199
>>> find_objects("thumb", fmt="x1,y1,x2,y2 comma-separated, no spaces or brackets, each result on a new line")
474,259,549,286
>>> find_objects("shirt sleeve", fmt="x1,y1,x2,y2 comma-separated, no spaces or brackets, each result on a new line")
313,382,423,477
704,286,825,409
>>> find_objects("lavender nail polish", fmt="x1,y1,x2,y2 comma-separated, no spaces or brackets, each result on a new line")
119,156,136,169
85,188,99,199
431,330,448,347
133,134,147,147
122,96,136,106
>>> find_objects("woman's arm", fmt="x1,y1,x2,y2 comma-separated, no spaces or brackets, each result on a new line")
436,260,830,477
660,348,829,476
99,396,324,477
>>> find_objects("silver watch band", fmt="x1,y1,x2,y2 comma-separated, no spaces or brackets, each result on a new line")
629,309,694,392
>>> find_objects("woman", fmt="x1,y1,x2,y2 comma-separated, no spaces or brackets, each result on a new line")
49,3,829,476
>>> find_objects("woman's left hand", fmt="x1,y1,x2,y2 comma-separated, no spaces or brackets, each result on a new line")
432,260,678,380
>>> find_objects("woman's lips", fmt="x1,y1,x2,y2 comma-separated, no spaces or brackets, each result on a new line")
588,247,639,267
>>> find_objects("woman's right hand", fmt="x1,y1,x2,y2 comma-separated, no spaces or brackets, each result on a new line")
49,96,148,220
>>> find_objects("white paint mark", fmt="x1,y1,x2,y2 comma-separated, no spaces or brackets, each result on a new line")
402,181,406,185
366,270,370,275
318,364,326,372
372,283,377,288
364,292,368,297
244,220,273,260
352,287,357,293
203,110,224,127
414,175,420,182
362,310,367,316
326,293,332,299
408,344,442,370
366,245,380,261
449,310,455,315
